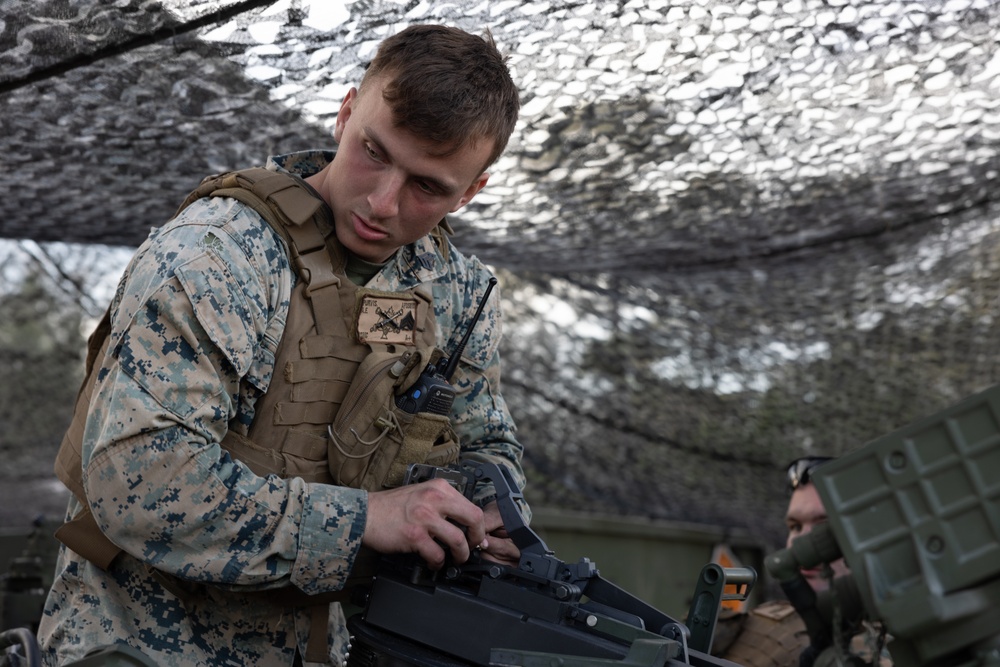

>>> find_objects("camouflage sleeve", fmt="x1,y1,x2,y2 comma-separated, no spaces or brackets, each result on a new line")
83,197,366,594
436,255,529,518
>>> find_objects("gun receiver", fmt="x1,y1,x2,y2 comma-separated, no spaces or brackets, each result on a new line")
347,460,752,667
394,277,498,416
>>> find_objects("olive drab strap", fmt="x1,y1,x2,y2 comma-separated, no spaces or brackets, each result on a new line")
178,168,327,231
53,306,123,570
184,169,353,339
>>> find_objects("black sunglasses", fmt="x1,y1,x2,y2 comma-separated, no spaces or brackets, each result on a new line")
786,456,833,491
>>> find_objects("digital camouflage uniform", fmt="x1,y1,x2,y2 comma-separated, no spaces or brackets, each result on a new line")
38,151,526,667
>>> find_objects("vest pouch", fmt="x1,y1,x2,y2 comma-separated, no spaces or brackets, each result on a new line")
362,409,457,489
328,347,459,491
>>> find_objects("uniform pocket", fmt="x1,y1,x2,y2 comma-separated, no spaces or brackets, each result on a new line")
175,251,257,376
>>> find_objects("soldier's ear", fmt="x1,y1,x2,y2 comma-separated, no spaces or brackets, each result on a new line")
333,88,359,143
450,173,489,213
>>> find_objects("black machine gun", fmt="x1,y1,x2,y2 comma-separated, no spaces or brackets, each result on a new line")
346,460,756,667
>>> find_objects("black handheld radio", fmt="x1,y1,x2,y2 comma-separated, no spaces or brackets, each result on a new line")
394,277,498,416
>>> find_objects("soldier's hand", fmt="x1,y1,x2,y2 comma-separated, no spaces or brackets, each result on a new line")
364,479,487,569
477,500,520,566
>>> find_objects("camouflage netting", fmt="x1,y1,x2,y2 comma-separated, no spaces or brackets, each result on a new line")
2,0,1000,549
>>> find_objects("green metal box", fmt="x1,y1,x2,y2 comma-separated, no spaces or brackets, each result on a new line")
813,383,1000,664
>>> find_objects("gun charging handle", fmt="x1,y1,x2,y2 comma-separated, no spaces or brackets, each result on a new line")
465,459,549,559
685,563,757,654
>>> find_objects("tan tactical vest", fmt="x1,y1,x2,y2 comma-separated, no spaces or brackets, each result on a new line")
53,169,460,658
715,601,810,667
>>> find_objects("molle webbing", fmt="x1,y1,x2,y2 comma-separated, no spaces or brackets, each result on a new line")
188,170,440,486
189,169,366,484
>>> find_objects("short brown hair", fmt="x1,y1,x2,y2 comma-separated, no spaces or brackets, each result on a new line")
360,24,520,170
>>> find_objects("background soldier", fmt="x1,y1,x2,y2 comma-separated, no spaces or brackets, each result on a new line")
713,457,840,667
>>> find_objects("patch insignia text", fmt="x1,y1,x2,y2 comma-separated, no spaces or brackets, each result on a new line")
357,293,418,345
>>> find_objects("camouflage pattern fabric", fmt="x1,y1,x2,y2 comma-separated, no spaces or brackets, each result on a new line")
847,623,894,667
716,601,810,667
37,151,526,666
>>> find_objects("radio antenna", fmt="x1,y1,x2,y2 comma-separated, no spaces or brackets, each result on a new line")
441,277,497,381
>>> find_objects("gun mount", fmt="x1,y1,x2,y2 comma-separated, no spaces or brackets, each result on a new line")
347,461,755,667
766,383,1000,667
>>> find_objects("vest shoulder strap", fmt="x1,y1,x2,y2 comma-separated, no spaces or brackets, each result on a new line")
180,168,338,271
178,168,323,226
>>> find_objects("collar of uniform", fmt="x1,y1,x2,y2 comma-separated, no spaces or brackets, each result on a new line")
371,226,450,291
267,150,336,177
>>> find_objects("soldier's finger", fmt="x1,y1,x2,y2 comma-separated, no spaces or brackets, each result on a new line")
434,519,471,565
480,536,520,566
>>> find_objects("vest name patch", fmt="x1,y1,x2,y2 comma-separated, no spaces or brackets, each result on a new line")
356,293,418,345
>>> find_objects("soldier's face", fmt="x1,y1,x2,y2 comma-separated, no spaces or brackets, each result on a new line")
316,77,492,264
785,484,849,592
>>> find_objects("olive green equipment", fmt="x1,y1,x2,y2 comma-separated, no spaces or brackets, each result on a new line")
766,383,1000,667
